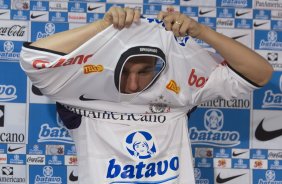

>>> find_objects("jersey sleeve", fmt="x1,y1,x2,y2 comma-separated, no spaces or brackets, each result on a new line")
192,63,259,105
20,42,90,96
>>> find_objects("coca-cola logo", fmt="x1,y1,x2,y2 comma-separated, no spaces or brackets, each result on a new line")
0,25,26,37
27,156,45,163
268,152,282,159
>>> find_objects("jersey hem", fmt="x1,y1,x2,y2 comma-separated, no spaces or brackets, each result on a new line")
23,42,67,56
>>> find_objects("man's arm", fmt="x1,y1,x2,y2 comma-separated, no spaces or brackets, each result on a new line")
157,12,273,87
31,7,141,54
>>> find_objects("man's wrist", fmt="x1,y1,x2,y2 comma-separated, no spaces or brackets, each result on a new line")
194,24,209,40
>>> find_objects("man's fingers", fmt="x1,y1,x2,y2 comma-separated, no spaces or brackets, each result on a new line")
133,7,141,23
172,20,183,37
124,7,134,28
108,7,119,28
179,21,189,37
117,7,126,29
163,16,174,31
157,11,168,20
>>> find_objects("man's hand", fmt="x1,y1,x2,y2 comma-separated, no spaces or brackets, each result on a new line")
157,11,206,38
103,6,141,29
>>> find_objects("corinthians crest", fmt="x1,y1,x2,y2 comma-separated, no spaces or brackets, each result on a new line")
148,95,171,113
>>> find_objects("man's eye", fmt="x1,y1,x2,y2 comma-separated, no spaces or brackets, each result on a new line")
139,69,153,75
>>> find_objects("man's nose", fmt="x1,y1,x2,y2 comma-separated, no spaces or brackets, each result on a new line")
125,73,139,93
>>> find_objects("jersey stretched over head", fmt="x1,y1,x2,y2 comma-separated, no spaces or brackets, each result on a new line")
20,18,258,184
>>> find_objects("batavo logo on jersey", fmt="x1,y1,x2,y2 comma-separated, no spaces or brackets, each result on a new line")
188,69,208,88
106,130,179,182
83,64,103,74
166,80,180,94
32,54,93,69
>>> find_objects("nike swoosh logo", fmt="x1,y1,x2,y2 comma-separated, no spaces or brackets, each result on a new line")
32,85,43,96
69,171,78,181
255,119,282,141
254,22,268,27
231,34,248,40
216,173,246,183
8,146,24,152
199,10,214,15
232,151,247,157
0,12,7,16
236,11,250,17
79,95,98,101
31,13,46,19
87,5,103,11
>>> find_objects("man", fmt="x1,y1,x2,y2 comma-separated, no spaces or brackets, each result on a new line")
20,7,272,184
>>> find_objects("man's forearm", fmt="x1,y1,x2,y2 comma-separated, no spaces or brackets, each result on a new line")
197,25,273,86
30,20,110,54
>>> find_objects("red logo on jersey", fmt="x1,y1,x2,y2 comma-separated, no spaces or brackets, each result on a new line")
188,69,208,88
32,54,93,69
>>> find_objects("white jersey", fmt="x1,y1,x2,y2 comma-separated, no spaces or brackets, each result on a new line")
20,18,258,184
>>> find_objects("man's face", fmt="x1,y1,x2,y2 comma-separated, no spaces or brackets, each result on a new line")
120,56,160,94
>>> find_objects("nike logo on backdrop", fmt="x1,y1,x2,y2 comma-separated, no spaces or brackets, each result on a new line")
31,13,46,19
232,151,247,157
79,95,98,101
0,12,8,16
8,146,24,152
231,34,248,40
235,11,250,17
216,173,246,183
255,119,282,141
69,171,78,181
254,22,268,27
88,5,103,11
32,85,43,96
199,10,214,15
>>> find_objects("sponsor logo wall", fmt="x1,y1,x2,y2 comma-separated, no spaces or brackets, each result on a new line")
0,0,281,183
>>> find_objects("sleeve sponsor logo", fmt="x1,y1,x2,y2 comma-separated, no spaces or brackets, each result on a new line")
83,64,103,74
32,54,93,69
